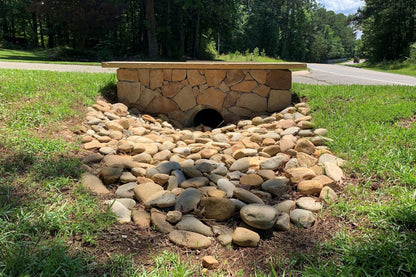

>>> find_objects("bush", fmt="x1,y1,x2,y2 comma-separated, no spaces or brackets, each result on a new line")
407,42,416,63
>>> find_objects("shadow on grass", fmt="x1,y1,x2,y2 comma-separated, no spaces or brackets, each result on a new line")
1,239,91,276
99,79,118,104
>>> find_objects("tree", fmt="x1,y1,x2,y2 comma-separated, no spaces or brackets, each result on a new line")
144,0,158,59
357,0,416,61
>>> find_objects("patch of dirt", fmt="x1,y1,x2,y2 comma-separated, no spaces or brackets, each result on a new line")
396,113,416,128
82,213,348,276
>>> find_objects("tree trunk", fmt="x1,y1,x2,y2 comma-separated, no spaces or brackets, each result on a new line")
192,10,200,58
179,10,185,58
144,0,158,59
46,15,54,48
31,12,38,48
39,16,45,48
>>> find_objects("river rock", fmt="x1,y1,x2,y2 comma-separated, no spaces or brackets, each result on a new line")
261,177,290,197
275,213,290,231
132,208,150,228
296,197,322,212
232,227,260,247
145,190,176,209
212,225,234,246
120,171,137,183
240,174,263,186
152,173,170,185
259,153,290,170
181,177,209,188
150,208,175,234
240,204,278,230
156,161,182,174
229,158,250,172
217,179,236,197
233,188,265,204
81,173,109,195
202,256,219,269
115,198,136,209
319,186,337,202
290,209,316,228
176,215,212,236
200,197,236,221
274,200,296,214
285,167,316,183
104,200,131,223
324,162,344,183
99,166,123,185
168,230,211,249
297,180,323,195
166,210,182,224
295,138,316,154
134,182,164,203
175,188,201,212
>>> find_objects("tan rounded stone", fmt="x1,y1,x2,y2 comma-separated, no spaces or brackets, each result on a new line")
262,138,276,146
285,167,317,183
232,227,260,247
201,148,218,159
297,180,323,195
295,138,316,155
240,174,264,186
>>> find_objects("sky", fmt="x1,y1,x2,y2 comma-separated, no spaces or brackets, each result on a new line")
317,0,363,15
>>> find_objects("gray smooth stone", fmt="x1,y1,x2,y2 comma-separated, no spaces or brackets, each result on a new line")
240,204,278,230
175,188,202,213
175,215,212,236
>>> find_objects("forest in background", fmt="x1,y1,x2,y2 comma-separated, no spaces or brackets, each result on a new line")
0,0,414,62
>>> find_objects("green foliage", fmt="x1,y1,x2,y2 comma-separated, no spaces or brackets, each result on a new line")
285,83,416,275
0,69,117,275
358,0,416,62
349,60,416,77
407,42,416,63
0,0,356,62
218,48,283,63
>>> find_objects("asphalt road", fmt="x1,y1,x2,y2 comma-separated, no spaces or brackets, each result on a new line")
0,61,116,73
1,61,416,86
293,63,416,86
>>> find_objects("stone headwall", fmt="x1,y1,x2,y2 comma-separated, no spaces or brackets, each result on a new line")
102,62,306,127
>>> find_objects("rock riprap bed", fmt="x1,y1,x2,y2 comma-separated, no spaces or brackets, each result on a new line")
80,99,345,249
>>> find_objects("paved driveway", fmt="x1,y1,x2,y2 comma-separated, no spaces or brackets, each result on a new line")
1,61,416,86
293,63,416,86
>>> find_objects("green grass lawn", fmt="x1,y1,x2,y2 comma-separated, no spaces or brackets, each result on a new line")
217,53,285,63
287,84,416,276
1,68,416,276
0,48,100,65
349,61,416,77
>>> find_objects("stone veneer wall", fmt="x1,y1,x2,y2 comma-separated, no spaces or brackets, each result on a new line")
116,67,293,127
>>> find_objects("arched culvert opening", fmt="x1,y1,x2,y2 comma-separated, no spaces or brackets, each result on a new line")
193,108,224,129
